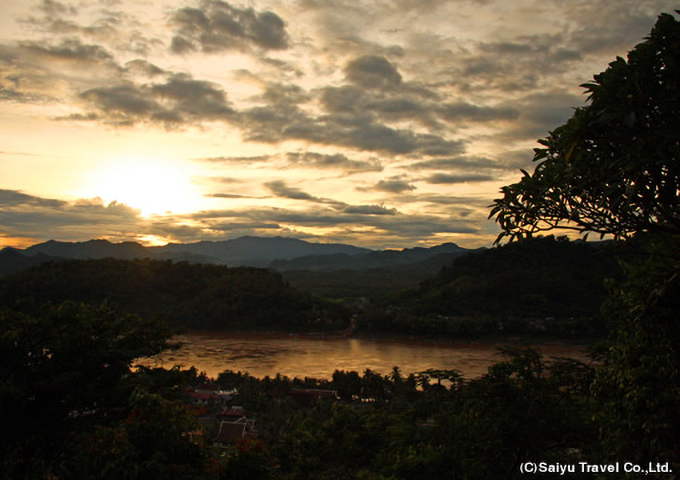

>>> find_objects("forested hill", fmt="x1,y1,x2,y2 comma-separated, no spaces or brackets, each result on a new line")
364,236,622,337
0,258,349,331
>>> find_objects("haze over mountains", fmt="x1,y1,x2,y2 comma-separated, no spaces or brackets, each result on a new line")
0,237,481,277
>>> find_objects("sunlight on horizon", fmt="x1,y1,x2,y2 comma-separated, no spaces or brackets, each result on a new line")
82,157,205,217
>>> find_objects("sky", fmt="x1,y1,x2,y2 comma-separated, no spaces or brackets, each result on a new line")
0,0,676,250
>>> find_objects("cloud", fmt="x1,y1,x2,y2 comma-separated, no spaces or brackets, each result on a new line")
0,189,67,208
79,83,159,124
318,81,440,129
206,193,247,199
169,0,289,54
20,38,116,65
185,205,482,243
439,102,520,123
424,173,494,184
124,59,165,77
340,204,397,215
558,1,669,56
150,73,235,120
37,0,78,17
0,191,151,244
345,55,402,89
502,91,585,141
23,2,163,56
368,178,417,194
76,73,235,126
241,95,465,155
408,156,498,170
196,155,273,164
286,152,383,173
265,180,323,202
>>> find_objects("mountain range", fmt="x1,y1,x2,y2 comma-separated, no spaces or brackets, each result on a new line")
0,237,481,277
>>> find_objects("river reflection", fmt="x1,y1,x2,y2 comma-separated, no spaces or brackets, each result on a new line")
138,331,591,380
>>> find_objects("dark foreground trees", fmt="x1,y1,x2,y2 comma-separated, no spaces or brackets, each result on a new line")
491,11,680,465
0,258,349,331
0,302,207,479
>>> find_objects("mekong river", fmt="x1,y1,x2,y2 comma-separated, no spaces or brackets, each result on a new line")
138,331,591,380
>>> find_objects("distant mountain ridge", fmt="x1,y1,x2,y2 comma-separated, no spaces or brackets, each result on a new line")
270,243,481,271
149,236,371,267
0,248,67,277
2,236,476,277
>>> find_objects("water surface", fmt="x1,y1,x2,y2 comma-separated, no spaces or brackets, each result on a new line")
139,331,591,380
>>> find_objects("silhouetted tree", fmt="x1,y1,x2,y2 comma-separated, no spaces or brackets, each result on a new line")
490,12,680,242
490,11,680,463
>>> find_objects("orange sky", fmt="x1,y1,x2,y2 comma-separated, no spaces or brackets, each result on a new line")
1,0,676,249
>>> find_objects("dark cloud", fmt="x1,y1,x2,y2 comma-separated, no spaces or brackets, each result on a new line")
80,83,160,122
318,83,442,130
124,59,165,77
265,180,323,202
23,2,162,56
0,38,122,105
151,73,234,120
0,192,148,243
241,95,464,155
21,38,115,65
169,0,289,54
340,204,397,215
439,102,520,123
186,206,480,241
345,55,402,89
424,173,494,184
403,194,493,208
77,73,235,126
441,31,586,95
369,178,417,194
206,193,254,199
0,189,67,208
408,156,498,170
502,91,584,140
561,2,668,56
286,152,383,173
319,85,364,114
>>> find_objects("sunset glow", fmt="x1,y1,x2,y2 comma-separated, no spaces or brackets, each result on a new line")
0,0,676,249
83,158,202,217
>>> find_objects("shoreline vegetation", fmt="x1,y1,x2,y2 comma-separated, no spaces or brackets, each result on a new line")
138,329,597,382
0,235,619,340
2,10,679,480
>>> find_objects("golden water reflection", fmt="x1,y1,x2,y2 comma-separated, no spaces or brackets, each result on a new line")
138,331,592,380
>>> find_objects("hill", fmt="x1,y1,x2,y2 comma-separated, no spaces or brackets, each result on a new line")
0,258,349,331
0,248,66,277
270,243,479,271
150,236,371,267
362,236,622,337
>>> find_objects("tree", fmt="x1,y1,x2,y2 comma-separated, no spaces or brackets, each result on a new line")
490,11,680,463
0,302,177,477
490,12,680,243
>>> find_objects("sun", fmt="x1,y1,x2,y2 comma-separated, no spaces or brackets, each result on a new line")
85,157,202,216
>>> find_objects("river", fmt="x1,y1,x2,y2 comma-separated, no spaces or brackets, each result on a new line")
137,331,592,380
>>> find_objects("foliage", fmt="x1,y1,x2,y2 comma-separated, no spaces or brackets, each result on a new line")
56,388,207,479
363,236,620,337
0,299,664,479
594,236,680,463
0,258,349,331
490,12,680,242
208,349,600,480
489,10,680,470
0,302,185,478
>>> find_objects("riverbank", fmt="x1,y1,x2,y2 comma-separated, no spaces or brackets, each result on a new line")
142,330,596,380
